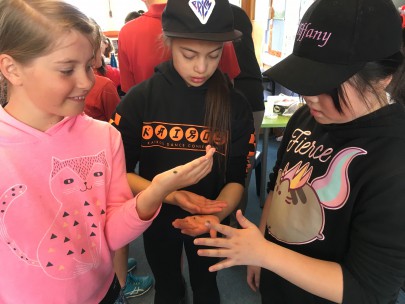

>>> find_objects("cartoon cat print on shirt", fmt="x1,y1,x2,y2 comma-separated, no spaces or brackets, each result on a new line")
0,151,109,280
0,185,38,265
267,147,366,244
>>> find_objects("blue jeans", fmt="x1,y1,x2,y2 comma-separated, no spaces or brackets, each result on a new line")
397,288,405,304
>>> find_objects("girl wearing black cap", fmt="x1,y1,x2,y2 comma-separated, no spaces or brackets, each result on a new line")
194,0,405,303
110,0,254,303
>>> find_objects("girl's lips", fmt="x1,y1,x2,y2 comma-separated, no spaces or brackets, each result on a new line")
69,96,86,102
309,107,322,116
190,77,206,84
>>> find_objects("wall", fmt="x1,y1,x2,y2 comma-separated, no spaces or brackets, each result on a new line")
65,0,147,31
67,0,241,31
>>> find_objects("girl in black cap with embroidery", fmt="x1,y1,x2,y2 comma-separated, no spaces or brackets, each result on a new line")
111,0,254,303
194,0,405,303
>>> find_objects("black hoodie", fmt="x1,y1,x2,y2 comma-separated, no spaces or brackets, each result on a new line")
112,60,254,200
262,103,405,303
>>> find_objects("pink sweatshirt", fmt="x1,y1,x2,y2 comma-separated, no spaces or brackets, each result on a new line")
0,107,159,303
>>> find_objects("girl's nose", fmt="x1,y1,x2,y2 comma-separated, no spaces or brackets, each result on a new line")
194,58,207,74
77,69,94,91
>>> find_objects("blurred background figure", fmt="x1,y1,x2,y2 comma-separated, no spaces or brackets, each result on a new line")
96,34,122,95
125,10,143,24
229,3,265,228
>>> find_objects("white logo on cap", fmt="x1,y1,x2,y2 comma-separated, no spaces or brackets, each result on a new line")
188,0,216,25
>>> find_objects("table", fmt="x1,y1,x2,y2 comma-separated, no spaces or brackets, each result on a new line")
259,106,290,207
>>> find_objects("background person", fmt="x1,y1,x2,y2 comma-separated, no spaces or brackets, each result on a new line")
125,11,143,24
85,23,121,122
97,35,121,92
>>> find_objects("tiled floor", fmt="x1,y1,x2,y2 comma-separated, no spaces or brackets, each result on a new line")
127,135,281,304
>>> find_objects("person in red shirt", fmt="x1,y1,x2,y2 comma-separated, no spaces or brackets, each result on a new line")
96,35,121,91
85,25,121,123
84,75,120,122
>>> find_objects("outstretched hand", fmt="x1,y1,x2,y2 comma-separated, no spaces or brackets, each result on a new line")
173,190,227,214
151,145,215,198
193,210,266,272
172,214,220,237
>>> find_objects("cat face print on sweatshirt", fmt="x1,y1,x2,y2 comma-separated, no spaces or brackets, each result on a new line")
0,151,110,279
267,144,366,245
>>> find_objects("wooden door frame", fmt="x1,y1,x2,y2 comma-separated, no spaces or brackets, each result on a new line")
241,0,256,20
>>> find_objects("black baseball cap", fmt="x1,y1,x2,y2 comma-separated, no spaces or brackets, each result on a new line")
263,0,402,96
162,0,242,42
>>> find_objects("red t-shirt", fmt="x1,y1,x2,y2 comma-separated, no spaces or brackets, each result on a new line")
85,75,121,122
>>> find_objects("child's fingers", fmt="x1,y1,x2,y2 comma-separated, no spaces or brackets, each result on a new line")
205,145,215,157
194,233,232,248
197,247,230,258
172,218,198,229
198,206,224,214
209,228,217,238
206,258,235,272
203,221,234,238
205,199,227,206
235,210,254,229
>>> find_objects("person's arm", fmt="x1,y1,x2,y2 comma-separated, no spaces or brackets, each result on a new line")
173,91,254,236
213,182,244,221
135,145,216,220
172,182,244,236
127,171,227,215
105,142,216,250
117,29,134,93
245,191,273,291
194,210,344,303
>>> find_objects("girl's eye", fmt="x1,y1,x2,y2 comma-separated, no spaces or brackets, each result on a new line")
61,70,73,75
182,51,195,60
208,51,221,59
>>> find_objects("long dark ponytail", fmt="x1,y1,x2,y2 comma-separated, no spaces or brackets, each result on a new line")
204,69,232,172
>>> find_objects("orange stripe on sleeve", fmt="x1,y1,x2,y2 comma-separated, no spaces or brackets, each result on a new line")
112,113,121,125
